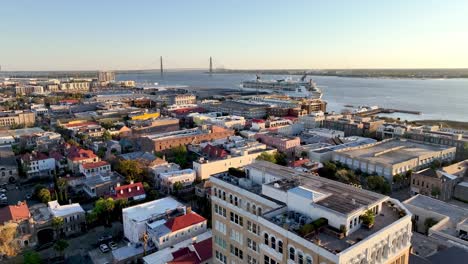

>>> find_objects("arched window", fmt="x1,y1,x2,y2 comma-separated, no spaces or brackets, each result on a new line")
270,237,276,250
278,240,283,254
264,233,269,245
289,247,295,261
306,256,312,264
257,207,262,216
298,252,304,264
252,204,256,214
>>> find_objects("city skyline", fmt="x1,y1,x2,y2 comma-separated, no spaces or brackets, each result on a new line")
1,0,468,71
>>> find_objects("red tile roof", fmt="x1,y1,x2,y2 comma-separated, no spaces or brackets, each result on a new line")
168,237,212,264
111,182,145,200
202,144,228,159
49,151,64,161
21,152,50,162
81,160,109,170
164,212,206,232
0,202,30,224
67,147,97,161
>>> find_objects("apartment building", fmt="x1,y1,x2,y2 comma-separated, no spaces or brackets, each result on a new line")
254,132,300,156
48,200,85,237
167,94,197,105
20,152,56,178
15,85,45,95
0,110,35,127
210,160,413,264
158,169,196,192
59,80,90,93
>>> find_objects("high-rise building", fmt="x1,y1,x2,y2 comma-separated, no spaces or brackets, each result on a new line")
98,71,116,83
210,160,413,264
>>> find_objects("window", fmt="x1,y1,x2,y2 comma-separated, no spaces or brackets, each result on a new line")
230,212,243,226
247,238,257,251
215,235,227,249
306,256,312,264
298,252,304,264
230,229,243,245
230,244,244,260
289,247,295,261
248,255,257,264
215,250,227,264
270,237,276,250
278,240,283,254
215,220,226,235
264,233,269,245
215,204,227,217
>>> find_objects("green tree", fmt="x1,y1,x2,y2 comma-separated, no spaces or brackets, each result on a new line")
102,130,112,141
256,152,277,164
23,250,41,264
361,210,375,228
318,161,337,179
367,176,391,195
37,188,51,203
56,177,68,203
53,239,69,258
117,159,143,183
274,152,288,166
52,217,64,239
94,198,115,225
173,182,183,194
170,145,188,167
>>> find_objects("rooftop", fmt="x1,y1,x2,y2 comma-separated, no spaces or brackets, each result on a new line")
164,212,206,232
336,139,454,165
48,200,84,217
0,202,30,223
81,160,109,170
123,197,184,222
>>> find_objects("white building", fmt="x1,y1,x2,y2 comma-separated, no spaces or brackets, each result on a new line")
21,152,56,178
158,169,196,192
48,200,85,236
147,211,207,250
122,197,185,243
299,111,325,129
192,148,276,180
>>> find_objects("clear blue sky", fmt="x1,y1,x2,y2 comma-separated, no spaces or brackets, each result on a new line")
1,0,468,70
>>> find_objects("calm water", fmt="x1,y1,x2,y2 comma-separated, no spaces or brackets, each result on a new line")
117,71,468,122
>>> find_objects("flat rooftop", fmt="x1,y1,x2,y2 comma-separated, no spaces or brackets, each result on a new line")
404,195,468,237
122,197,184,222
250,160,385,215
336,139,454,165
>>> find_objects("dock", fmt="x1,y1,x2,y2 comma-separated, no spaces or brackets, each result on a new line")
356,108,421,117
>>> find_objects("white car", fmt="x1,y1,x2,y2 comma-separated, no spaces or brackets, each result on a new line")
108,241,118,251
99,244,110,253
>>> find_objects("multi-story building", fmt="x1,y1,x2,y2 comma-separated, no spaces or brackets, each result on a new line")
254,132,300,156
332,139,456,181
410,159,468,201
47,200,85,237
15,85,45,95
193,146,276,180
79,160,111,176
66,146,100,173
0,110,35,127
301,99,327,113
299,112,326,129
109,181,146,202
167,94,197,105
210,160,413,264
131,118,180,135
202,100,269,119
59,80,90,93
138,125,234,152
0,145,19,184
158,169,196,192
20,152,56,178
98,71,116,83
323,115,385,137
82,171,123,198
376,123,410,139
0,202,35,249
122,197,185,244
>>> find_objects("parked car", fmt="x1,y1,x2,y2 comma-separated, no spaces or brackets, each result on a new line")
108,241,118,251
0,188,7,193
99,244,110,253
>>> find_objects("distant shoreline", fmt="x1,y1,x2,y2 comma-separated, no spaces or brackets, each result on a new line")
210,69,468,79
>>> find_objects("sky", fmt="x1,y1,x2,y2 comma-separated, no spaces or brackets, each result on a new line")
1,0,468,71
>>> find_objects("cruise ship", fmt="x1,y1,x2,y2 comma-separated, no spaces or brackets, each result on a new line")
240,74,322,99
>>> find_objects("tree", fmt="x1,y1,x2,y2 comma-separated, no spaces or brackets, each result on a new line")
274,152,288,166
102,130,112,141
0,223,20,257
52,217,64,239
53,239,69,258
170,145,188,168
56,177,68,203
256,152,276,164
367,176,391,195
300,151,308,158
173,182,183,194
94,198,115,225
117,159,143,183
361,210,375,228
23,250,41,264
37,188,51,203
318,161,337,179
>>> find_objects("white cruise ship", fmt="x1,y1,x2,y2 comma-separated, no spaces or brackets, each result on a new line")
240,74,322,99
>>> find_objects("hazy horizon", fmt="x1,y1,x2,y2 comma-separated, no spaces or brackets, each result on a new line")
2,0,468,71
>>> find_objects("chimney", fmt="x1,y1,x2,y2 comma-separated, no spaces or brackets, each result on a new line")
130,180,134,185
186,206,192,214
